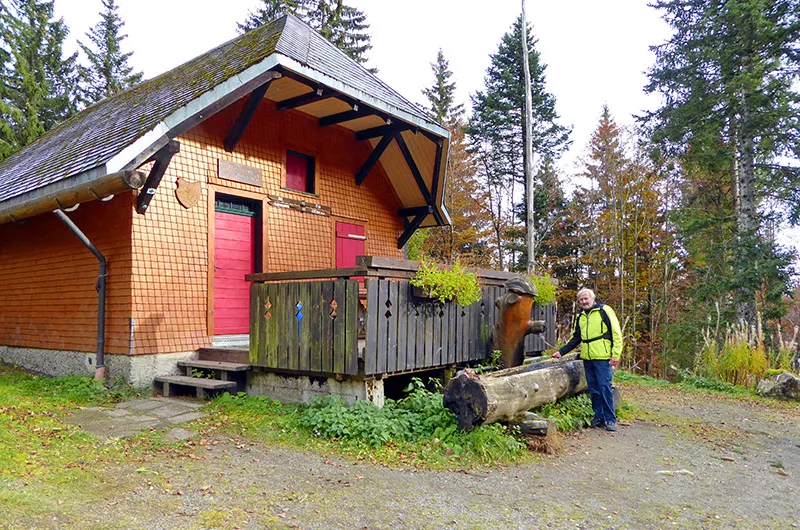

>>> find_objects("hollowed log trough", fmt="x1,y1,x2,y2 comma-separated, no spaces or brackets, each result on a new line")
443,353,586,431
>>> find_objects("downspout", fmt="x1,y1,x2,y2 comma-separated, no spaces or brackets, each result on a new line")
54,209,108,380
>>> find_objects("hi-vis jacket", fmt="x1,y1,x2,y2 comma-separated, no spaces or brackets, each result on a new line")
558,303,623,361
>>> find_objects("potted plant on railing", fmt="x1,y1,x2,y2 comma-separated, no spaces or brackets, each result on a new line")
409,260,482,306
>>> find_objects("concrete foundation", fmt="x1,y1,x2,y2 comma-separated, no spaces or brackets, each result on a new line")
247,369,385,407
0,345,195,388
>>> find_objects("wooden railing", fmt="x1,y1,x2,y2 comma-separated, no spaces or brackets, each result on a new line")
246,257,556,377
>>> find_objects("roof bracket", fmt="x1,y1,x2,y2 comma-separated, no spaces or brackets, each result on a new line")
397,212,427,249
136,140,180,215
354,127,401,186
395,133,433,206
224,71,281,152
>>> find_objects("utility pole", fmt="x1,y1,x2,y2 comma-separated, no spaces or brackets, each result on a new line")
521,0,535,275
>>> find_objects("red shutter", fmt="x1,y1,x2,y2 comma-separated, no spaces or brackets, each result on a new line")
336,222,365,269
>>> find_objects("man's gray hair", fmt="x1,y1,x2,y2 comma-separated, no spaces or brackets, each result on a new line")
577,287,596,300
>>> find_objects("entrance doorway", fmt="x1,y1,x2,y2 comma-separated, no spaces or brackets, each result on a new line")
213,195,261,336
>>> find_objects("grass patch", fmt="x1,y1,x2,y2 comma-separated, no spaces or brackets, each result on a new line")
204,381,533,470
614,369,752,396
0,365,173,526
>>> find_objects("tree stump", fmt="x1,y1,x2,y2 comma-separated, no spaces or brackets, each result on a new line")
443,353,586,430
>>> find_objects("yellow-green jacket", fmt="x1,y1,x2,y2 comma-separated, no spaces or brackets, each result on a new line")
558,304,623,361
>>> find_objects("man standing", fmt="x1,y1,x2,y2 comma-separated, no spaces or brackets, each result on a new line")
552,288,623,431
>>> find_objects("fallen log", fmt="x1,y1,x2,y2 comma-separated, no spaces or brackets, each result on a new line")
443,353,587,431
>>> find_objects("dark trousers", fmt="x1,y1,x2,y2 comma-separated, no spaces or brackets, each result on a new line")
584,359,616,423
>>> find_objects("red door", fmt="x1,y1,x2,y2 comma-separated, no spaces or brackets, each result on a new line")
336,222,365,268
214,204,257,335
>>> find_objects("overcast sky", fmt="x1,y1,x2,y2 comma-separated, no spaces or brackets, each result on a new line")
52,0,798,258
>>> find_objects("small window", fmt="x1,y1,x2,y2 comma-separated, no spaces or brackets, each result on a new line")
285,150,315,194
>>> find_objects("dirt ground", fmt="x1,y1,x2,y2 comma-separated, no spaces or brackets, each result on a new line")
7,383,800,530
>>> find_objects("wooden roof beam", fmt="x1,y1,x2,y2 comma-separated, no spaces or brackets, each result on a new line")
398,205,432,218
354,128,400,186
136,140,180,214
395,132,433,206
319,106,372,127
356,122,413,141
276,87,336,111
224,72,281,153
397,212,427,249
429,139,444,225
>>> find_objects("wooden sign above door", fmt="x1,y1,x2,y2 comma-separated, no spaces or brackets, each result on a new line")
218,159,262,187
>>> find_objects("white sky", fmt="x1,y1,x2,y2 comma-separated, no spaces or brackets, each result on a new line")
52,0,798,261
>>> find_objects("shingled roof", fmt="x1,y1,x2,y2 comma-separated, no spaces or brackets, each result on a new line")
0,14,448,222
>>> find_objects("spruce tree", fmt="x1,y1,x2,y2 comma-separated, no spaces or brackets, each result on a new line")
238,0,373,69
644,0,800,323
413,49,487,265
0,0,78,160
78,0,142,105
422,49,463,124
467,15,570,270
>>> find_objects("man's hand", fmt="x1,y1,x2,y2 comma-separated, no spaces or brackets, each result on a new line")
552,351,562,359
610,358,619,368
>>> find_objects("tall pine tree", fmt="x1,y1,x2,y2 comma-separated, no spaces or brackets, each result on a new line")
413,49,489,266
238,0,373,69
644,0,800,323
467,15,570,270
78,0,142,105
0,0,78,160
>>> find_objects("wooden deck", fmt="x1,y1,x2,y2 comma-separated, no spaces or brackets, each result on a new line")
247,257,556,377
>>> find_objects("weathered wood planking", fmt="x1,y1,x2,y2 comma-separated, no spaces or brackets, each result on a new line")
250,280,359,375
252,277,555,378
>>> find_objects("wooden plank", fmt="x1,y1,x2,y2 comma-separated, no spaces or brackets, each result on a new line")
345,280,359,375
423,302,434,367
385,280,399,373
266,283,279,368
364,278,379,375
309,281,323,373
320,281,335,373
447,299,456,365
249,283,261,365
297,282,311,372
333,279,349,375
154,375,236,390
397,280,409,372
376,280,389,374
178,360,251,371
246,267,368,282
433,303,443,367
414,300,425,369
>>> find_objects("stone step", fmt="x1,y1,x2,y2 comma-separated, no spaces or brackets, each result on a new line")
154,375,237,399
178,360,251,372
198,347,250,364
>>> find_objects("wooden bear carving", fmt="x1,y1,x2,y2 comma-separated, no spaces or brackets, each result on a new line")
494,277,545,368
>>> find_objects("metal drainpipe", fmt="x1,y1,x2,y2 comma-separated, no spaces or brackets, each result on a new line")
54,209,107,380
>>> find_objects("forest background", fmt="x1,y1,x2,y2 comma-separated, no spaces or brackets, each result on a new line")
2,0,799,383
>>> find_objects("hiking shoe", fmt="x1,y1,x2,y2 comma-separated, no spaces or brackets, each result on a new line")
605,421,617,432
589,418,604,428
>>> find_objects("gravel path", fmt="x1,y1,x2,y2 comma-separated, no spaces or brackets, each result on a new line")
14,383,800,529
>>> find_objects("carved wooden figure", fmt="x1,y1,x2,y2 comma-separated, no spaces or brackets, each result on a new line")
494,277,545,368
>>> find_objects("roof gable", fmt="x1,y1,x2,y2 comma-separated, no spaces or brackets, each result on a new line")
0,14,440,210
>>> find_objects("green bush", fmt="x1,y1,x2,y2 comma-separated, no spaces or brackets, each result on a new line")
527,274,557,306
296,380,525,461
410,260,482,306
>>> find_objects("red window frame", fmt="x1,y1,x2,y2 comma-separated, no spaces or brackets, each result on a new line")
285,150,315,194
